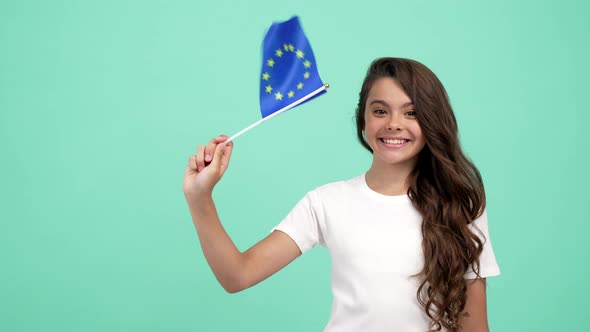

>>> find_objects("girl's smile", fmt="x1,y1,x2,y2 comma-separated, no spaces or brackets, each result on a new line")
378,136,412,149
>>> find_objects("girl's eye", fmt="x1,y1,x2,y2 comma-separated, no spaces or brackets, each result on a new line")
405,111,417,117
374,109,386,115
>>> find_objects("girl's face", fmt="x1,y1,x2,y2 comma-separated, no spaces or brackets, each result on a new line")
363,77,426,168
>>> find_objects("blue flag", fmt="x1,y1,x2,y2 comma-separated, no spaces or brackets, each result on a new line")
259,16,326,118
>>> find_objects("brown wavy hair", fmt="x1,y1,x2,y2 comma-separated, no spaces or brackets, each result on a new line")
355,58,486,331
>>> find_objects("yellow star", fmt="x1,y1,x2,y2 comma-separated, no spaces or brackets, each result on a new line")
265,85,273,93
267,58,275,67
297,82,303,90
296,50,304,58
303,60,311,68
288,91,295,98
275,91,283,101
275,49,283,57
284,43,289,51
288,44,295,52
262,72,270,80
303,71,310,79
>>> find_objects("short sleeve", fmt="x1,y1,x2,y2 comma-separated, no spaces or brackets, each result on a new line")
464,209,501,279
270,190,324,254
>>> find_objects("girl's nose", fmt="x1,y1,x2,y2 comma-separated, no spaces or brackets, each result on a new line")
386,114,403,131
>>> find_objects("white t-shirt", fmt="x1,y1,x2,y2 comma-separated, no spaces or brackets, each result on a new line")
272,173,501,332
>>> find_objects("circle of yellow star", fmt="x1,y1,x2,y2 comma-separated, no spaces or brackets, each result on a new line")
262,72,270,80
275,91,283,101
288,91,295,98
267,59,275,67
265,85,273,93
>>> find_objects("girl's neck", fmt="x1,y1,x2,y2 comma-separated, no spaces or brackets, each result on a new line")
365,159,416,196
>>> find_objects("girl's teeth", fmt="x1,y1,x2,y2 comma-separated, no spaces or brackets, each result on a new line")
383,139,407,144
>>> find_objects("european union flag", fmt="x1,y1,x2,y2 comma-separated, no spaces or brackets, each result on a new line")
259,16,326,118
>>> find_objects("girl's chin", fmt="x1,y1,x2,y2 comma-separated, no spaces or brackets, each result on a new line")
372,151,419,168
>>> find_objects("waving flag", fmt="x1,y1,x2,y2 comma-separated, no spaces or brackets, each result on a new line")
259,16,326,118
227,16,328,143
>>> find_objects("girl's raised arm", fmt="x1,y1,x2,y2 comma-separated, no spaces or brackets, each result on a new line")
183,135,301,293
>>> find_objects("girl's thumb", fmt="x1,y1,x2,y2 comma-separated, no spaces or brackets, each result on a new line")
209,142,226,169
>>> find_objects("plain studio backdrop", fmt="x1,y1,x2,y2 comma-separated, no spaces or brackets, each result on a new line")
1,0,588,331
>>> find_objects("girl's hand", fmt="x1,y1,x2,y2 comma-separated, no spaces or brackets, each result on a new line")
183,135,234,199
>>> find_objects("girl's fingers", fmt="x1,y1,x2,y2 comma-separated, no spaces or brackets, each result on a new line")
204,135,228,163
194,135,230,173
196,145,205,172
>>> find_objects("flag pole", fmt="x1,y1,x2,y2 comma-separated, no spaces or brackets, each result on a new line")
226,83,329,143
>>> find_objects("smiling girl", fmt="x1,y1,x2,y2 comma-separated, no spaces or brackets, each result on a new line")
183,58,500,332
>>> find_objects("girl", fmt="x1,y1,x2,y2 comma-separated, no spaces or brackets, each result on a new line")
183,57,501,332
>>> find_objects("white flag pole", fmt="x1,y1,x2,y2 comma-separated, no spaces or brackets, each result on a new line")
226,83,329,143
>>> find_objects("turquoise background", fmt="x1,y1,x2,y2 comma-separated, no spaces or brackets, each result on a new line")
1,0,588,331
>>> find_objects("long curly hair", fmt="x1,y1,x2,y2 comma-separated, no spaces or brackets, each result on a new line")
355,58,486,331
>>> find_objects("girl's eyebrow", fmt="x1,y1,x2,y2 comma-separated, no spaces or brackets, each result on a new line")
369,99,414,107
